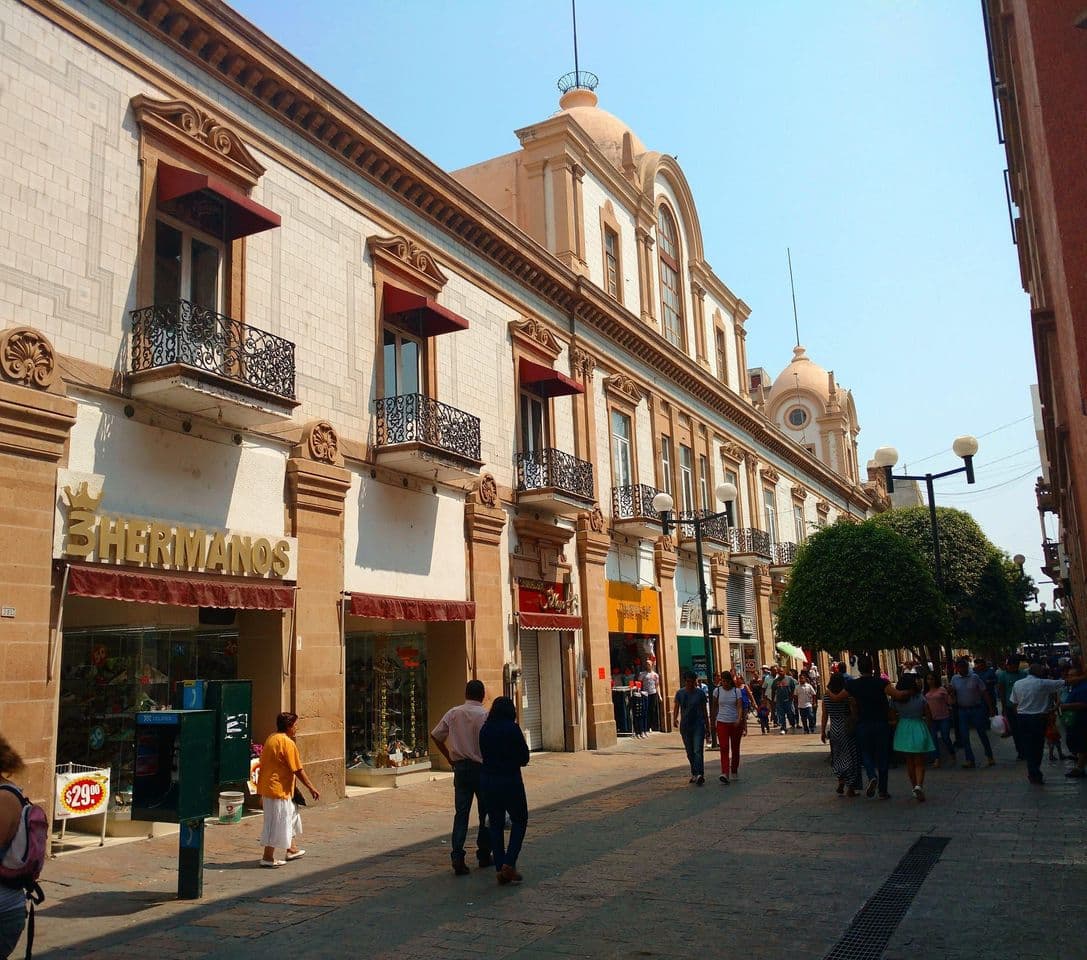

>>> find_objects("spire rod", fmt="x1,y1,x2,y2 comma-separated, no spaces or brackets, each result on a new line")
787,247,801,348
572,0,580,84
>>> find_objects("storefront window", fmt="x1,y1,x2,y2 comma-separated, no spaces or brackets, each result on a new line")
345,632,429,770
58,626,238,807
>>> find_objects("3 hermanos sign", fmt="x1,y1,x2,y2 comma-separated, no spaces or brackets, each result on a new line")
53,470,297,579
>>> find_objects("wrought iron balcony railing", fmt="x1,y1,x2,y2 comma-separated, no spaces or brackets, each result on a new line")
612,484,662,522
729,527,772,557
517,448,594,501
771,541,798,566
678,509,730,543
375,393,481,463
1042,539,1060,575
130,299,296,400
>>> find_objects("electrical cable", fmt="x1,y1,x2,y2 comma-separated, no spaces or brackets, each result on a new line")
937,465,1039,497
907,414,1034,467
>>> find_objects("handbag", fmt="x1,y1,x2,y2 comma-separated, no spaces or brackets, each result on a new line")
293,786,307,807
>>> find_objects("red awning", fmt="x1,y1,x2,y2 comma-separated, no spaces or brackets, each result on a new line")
518,611,583,631
349,592,476,622
519,358,584,398
157,162,281,240
66,564,294,610
384,285,469,337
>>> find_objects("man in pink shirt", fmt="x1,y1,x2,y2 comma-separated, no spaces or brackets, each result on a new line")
431,680,491,876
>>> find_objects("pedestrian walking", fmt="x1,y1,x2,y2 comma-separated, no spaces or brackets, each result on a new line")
430,679,491,876
772,670,798,734
0,736,28,960
257,711,319,868
892,674,936,801
712,671,746,784
796,674,818,733
827,654,900,798
479,696,530,885
674,671,710,785
820,672,860,797
1061,660,1087,778
949,658,996,769
924,672,955,767
996,656,1028,760
1009,660,1066,785
639,657,662,732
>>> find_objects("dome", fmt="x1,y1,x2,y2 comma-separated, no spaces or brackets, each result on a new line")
767,345,834,406
557,88,646,169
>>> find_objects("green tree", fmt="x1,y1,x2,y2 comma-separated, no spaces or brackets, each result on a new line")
775,521,949,663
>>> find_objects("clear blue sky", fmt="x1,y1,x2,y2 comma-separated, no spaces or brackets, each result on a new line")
231,0,1045,597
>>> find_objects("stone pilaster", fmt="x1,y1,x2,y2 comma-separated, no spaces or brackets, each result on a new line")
710,553,730,676
654,535,678,732
577,512,616,749
286,422,350,799
753,564,775,667
465,476,508,714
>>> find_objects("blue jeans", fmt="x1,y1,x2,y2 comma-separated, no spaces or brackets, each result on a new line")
958,705,993,762
928,717,955,760
855,719,890,795
451,759,490,864
680,723,705,777
799,706,815,732
776,701,797,729
0,907,25,960
481,771,528,871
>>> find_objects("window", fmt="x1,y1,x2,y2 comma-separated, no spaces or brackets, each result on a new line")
656,206,684,349
698,454,710,510
611,409,633,489
520,391,547,453
383,326,421,397
723,469,738,526
714,328,729,385
764,488,778,544
660,435,673,496
787,406,809,428
604,228,620,300
794,504,806,542
680,445,695,513
154,215,224,312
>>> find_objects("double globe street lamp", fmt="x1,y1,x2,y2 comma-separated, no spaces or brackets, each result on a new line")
651,482,738,739
873,436,979,675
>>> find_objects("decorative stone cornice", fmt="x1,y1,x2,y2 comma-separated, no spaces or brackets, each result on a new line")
604,373,642,406
720,440,746,465
569,345,596,382
286,458,351,516
367,234,448,293
816,499,831,515
761,467,780,485
509,317,561,360
131,94,264,186
791,486,808,502
0,327,60,393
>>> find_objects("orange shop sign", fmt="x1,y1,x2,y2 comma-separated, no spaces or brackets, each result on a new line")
606,581,661,635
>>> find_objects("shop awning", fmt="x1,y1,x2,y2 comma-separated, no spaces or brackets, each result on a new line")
384,285,469,337
518,358,584,398
66,564,295,609
157,162,281,240
348,592,475,622
518,611,582,631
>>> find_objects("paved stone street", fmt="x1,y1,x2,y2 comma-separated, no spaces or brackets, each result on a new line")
30,729,1087,959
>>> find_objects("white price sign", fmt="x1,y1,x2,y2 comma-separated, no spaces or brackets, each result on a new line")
55,769,110,820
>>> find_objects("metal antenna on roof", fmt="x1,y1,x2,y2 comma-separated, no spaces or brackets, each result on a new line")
572,0,580,86
787,247,801,348
557,1,598,94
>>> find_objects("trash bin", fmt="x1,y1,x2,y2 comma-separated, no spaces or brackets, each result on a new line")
218,790,245,824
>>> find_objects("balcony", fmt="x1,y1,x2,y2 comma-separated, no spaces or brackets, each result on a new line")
678,509,731,554
516,448,594,515
374,393,482,482
129,300,298,427
1042,539,1060,578
728,527,772,566
770,541,798,568
611,483,664,538
1036,479,1055,513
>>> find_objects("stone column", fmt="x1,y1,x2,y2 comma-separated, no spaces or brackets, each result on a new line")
577,511,616,749
654,535,678,732
286,421,351,799
465,475,508,714
636,225,656,326
753,564,775,667
0,328,76,811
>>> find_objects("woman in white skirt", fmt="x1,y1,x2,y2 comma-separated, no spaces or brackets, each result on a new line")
257,712,319,867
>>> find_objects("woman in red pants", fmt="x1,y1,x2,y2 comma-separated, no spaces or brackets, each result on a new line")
713,671,747,784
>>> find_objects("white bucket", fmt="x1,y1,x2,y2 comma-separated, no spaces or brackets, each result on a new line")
218,790,245,824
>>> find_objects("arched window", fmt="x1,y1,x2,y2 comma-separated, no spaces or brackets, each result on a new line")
656,206,684,349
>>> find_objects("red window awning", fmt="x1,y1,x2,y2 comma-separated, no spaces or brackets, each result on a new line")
157,162,281,240
519,358,584,398
384,285,469,337
518,611,583,631
66,563,295,610
349,592,476,622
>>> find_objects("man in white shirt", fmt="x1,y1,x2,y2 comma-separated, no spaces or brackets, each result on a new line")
431,680,490,875
1009,660,1065,786
639,657,662,732
796,674,818,733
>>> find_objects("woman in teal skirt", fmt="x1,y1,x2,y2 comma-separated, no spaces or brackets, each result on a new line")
893,674,936,801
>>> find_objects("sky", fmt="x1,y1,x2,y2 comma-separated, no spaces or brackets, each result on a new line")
229,0,1047,598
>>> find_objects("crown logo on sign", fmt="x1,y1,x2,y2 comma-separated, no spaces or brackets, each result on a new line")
64,482,103,513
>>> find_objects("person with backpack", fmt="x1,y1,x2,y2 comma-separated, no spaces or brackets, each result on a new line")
1,734,45,960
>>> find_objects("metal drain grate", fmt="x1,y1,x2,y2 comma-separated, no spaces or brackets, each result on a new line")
822,836,950,960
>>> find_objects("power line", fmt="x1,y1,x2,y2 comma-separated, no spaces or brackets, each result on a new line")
908,414,1034,467
937,465,1039,497
981,444,1038,467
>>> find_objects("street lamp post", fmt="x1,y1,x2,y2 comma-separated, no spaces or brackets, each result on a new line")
652,482,738,745
873,436,979,677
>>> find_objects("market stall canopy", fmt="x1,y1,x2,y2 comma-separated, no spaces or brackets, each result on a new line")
66,563,294,609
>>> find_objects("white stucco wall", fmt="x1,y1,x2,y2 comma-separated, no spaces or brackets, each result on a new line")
580,170,640,312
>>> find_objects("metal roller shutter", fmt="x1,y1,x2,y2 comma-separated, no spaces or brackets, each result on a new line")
519,630,544,750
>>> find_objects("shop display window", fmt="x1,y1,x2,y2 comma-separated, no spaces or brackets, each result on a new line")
345,632,428,770
58,626,238,807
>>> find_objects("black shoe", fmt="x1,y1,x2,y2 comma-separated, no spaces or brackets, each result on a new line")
696,775,705,785
452,859,470,876
719,775,730,784
477,854,493,868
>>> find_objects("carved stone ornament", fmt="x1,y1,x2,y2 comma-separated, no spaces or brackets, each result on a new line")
509,317,561,359
762,467,781,485
791,486,808,502
655,534,676,554
588,505,606,533
0,326,57,390
301,419,342,465
131,95,264,183
367,234,448,290
569,345,596,381
816,499,831,515
720,440,746,464
478,473,499,508
604,373,642,405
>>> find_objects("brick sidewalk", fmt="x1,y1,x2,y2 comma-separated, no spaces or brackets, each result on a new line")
28,728,1087,959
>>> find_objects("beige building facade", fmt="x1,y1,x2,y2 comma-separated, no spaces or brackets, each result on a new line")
1,0,876,834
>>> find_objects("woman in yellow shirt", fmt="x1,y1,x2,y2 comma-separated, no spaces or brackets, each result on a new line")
256,712,319,867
